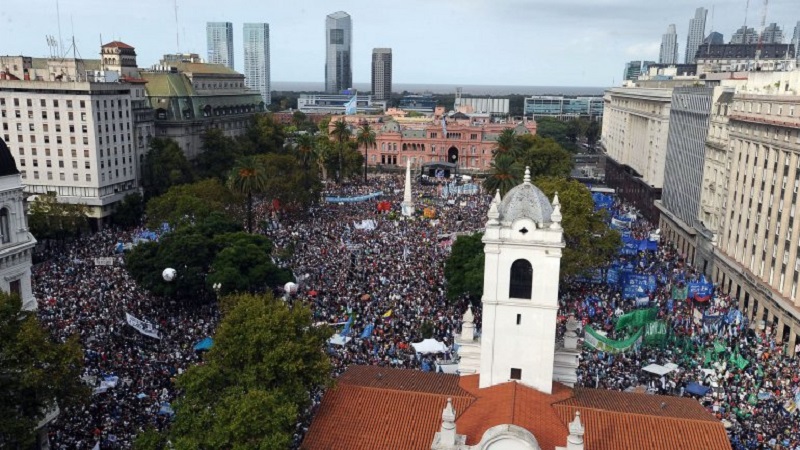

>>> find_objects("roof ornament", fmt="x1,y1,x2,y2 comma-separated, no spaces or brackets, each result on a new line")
550,191,562,230
523,166,531,184
567,411,585,449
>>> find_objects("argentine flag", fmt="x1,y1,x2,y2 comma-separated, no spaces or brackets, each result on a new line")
344,94,357,115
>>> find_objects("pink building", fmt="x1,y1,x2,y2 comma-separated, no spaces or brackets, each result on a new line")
339,112,537,172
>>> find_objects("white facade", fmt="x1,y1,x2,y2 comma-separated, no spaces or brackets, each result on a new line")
479,170,564,393
0,158,36,311
243,23,271,105
684,8,707,64
0,80,139,220
207,22,234,70
601,87,673,189
660,24,679,65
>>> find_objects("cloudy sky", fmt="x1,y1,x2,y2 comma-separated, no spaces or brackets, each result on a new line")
1,0,797,88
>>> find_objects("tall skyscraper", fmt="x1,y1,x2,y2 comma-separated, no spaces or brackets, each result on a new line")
794,22,800,61
660,24,679,64
207,22,234,69
325,11,352,94
684,7,707,63
243,23,271,105
371,48,392,101
730,26,758,44
623,60,642,81
760,23,784,44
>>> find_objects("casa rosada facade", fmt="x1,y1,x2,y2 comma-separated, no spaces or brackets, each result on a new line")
333,113,537,171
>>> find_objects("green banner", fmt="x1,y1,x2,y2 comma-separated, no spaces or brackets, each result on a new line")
672,285,688,300
584,326,644,354
616,308,658,331
644,320,668,346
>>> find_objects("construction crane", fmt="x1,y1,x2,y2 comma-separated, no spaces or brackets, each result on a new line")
754,0,769,66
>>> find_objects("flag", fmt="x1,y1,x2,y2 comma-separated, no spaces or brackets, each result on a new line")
644,320,667,346
360,323,375,339
125,313,161,339
341,315,353,336
615,308,658,330
382,310,393,318
92,442,100,450
671,285,688,300
713,341,726,353
344,94,357,115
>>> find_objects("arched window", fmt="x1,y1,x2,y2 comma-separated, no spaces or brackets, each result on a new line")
509,259,533,299
0,208,10,244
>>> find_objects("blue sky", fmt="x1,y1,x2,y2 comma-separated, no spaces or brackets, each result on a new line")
1,0,797,87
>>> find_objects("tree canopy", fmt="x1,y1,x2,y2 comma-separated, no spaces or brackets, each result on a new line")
238,113,286,155
193,128,241,181
145,178,238,230
27,192,89,242
444,233,486,304
0,291,88,448
134,292,332,450
141,138,194,198
533,177,621,277
517,135,574,179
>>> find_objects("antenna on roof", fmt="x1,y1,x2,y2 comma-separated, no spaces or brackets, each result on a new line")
174,0,180,52
56,0,64,57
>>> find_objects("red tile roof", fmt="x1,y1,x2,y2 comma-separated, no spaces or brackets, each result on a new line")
302,366,731,450
101,41,134,49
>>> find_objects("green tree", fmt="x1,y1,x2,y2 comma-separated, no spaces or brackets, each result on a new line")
483,153,524,196
534,177,621,277
294,133,315,171
228,156,268,233
238,113,286,155
256,153,322,209
112,193,145,228
27,192,89,243
356,123,376,182
444,233,486,304
585,119,601,149
208,233,292,295
291,110,307,128
193,128,241,181
141,138,194,198
313,135,333,181
330,119,352,182
534,117,578,152
565,118,585,145
493,128,521,158
517,135,574,179
0,291,88,448
145,178,237,230
134,293,332,450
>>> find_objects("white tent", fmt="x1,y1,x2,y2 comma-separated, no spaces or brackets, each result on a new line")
642,363,674,376
328,334,352,346
435,362,459,374
411,338,448,354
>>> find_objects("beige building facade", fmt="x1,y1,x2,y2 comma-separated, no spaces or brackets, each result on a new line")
711,71,800,352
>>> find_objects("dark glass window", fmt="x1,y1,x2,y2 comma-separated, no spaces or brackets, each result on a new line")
0,208,10,243
510,368,522,380
509,259,533,299
329,29,344,45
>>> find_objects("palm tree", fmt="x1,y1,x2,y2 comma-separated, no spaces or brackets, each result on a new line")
330,119,352,182
483,153,523,196
494,128,520,158
356,123,376,183
295,134,314,170
228,156,268,233
312,136,330,181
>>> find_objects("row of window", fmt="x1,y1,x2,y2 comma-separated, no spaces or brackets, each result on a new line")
735,101,797,117
1,110,88,121
0,98,87,108
21,171,91,182
3,123,89,134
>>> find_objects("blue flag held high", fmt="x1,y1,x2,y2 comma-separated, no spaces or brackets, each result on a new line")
360,323,375,339
341,315,353,336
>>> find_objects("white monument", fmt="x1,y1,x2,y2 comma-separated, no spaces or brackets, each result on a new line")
401,159,415,217
478,167,564,393
0,138,37,310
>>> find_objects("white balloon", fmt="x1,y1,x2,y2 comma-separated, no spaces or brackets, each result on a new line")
284,282,298,294
162,268,177,282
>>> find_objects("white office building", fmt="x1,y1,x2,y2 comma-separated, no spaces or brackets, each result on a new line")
325,11,352,94
243,23,271,105
685,7,707,63
660,24,679,64
207,22,234,70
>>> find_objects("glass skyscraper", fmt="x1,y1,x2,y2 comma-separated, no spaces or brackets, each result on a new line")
325,11,352,94
207,22,234,69
684,8,707,64
243,23,271,105
371,48,392,101
660,24,679,64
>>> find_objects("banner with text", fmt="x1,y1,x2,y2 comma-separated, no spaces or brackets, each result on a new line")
125,313,161,339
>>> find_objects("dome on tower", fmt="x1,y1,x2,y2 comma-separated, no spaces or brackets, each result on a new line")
498,167,553,224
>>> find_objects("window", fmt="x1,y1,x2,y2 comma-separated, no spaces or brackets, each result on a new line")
516,314,521,325
0,208,10,244
509,259,533,299
510,368,522,380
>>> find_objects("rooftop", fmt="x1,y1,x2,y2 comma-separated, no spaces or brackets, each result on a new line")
302,365,731,450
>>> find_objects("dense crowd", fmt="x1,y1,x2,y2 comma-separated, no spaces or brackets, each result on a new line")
31,174,800,449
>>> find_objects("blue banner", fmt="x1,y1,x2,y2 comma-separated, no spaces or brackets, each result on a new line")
621,274,656,298
607,268,619,285
360,323,375,339
324,192,383,203
687,282,714,298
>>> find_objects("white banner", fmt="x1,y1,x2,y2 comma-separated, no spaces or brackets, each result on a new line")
125,313,161,339
94,257,115,266
353,219,376,231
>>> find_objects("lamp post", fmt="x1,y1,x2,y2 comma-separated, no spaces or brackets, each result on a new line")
212,282,222,298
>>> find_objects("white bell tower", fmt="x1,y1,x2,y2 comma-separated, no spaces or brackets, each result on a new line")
479,167,564,393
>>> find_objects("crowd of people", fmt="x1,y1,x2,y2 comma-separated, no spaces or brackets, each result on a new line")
30,173,800,449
